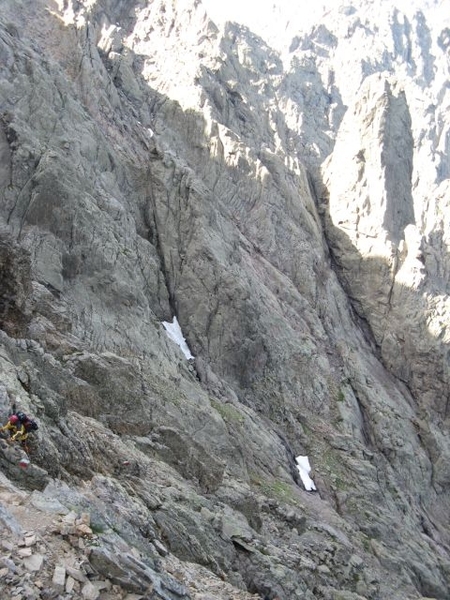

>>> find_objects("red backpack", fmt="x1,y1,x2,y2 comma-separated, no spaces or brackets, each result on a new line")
15,411,39,432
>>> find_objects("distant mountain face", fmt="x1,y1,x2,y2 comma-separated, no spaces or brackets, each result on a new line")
0,1,449,599
289,0,450,402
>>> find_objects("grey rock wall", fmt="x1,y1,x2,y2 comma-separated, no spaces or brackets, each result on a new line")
0,1,449,599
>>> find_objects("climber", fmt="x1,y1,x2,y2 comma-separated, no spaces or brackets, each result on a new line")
0,411,38,449
0,414,26,441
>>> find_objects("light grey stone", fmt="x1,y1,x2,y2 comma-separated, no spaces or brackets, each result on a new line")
23,554,44,572
65,575,75,593
52,565,66,591
65,566,88,583
81,581,100,600
29,491,69,515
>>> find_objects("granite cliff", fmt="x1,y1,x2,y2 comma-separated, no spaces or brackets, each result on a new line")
0,1,449,599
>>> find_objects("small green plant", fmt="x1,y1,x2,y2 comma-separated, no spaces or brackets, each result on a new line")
361,535,372,552
387,484,401,500
251,474,299,505
90,522,107,535
352,572,361,584
332,476,348,491
337,389,345,402
211,400,245,425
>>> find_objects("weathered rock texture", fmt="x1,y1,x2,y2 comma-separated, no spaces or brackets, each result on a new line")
0,1,449,599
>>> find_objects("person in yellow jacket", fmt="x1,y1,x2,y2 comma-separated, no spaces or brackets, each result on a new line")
0,414,28,442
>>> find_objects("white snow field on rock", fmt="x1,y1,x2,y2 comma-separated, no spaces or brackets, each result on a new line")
296,455,316,491
162,317,194,360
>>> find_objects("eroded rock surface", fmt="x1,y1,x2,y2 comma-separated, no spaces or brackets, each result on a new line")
0,1,449,599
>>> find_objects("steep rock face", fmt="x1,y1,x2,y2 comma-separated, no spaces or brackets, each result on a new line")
313,0,450,502
0,1,449,600
323,74,450,410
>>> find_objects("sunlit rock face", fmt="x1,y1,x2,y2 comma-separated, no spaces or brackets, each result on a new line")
323,72,450,413
312,0,450,471
0,1,450,599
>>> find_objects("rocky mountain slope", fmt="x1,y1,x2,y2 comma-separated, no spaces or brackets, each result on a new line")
0,1,449,598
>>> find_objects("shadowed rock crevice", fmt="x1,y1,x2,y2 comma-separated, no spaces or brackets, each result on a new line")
0,230,32,337
380,86,415,242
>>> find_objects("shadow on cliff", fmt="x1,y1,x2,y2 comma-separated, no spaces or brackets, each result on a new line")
302,54,450,430
316,177,450,432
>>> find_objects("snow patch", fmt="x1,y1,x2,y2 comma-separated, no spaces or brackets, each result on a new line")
296,455,316,491
162,317,194,360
